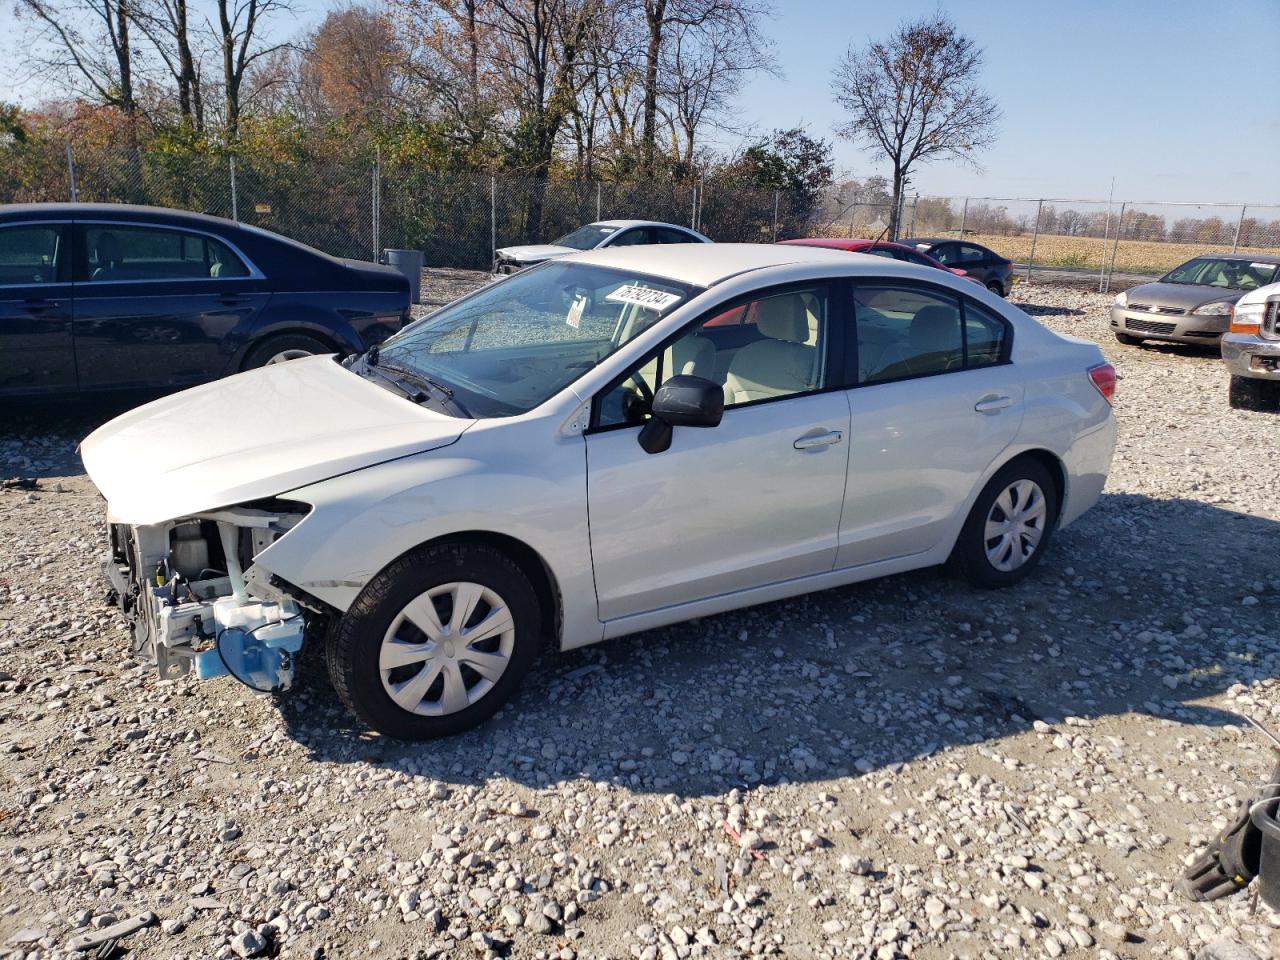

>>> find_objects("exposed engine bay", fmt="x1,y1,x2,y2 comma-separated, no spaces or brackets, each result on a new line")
103,500,318,693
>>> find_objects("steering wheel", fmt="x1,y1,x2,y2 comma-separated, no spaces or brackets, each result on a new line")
627,371,654,403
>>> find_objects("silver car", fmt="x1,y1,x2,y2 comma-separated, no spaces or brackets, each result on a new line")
493,220,711,274
1110,254,1280,346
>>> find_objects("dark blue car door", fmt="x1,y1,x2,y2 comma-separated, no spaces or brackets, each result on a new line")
0,220,77,397
71,221,270,390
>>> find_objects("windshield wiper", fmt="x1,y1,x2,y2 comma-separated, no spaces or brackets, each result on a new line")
377,362,472,417
362,362,428,403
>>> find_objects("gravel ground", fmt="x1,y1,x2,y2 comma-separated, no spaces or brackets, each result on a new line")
2,280,1278,960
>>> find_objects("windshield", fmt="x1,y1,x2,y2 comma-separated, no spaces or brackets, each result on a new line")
553,224,617,250
1161,257,1278,291
376,261,699,417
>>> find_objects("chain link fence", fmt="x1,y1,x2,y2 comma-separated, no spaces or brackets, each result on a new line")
4,137,1277,289
899,195,1280,291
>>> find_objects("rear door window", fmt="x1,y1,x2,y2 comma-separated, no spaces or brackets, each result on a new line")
81,225,249,282
956,244,990,265
852,284,1010,384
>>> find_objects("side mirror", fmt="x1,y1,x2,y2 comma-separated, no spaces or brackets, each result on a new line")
638,375,724,454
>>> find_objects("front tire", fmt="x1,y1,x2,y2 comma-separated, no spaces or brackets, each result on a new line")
1114,332,1143,346
242,333,334,369
1228,375,1277,411
327,542,542,739
950,459,1059,589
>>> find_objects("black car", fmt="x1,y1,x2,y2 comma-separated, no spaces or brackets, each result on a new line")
0,204,411,398
901,237,1015,297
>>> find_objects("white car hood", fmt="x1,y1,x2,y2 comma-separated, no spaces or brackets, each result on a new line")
81,356,472,524
496,244,576,262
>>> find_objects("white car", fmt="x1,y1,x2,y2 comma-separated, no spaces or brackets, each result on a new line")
492,219,711,274
82,244,1117,740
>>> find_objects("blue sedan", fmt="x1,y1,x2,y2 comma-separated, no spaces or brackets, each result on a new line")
0,203,411,397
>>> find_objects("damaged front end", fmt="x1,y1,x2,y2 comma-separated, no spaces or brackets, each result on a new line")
103,499,322,693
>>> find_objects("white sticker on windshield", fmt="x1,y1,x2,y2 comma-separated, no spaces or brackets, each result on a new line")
605,285,681,312
565,295,586,329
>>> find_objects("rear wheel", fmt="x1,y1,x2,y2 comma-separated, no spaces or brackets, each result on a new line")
950,458,1059,589
986,280,1006,297
327,542,541,740
1114,331,1143,346
242,333,334,369
1228,375,1278,411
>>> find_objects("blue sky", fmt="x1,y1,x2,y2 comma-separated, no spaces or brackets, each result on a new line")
740,0,1280,204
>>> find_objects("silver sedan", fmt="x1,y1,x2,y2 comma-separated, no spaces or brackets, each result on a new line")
1110,255,1280,346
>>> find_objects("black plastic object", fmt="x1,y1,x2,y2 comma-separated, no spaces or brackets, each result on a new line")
1251,796,1280,908
639,375,724,454
1179,760,1280,902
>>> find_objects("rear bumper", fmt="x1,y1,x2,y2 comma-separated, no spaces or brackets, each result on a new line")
1221,333,1280,380
1109,307,1227,343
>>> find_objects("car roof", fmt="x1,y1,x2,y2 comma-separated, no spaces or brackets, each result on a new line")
0,202,241,231
1178,252,1280,265
592,219,698,230
901,237,959,246
564,242,870,287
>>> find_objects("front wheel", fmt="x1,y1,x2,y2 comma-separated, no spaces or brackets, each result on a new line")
949,459,1059,589
326,543,542,739
1114,332,1143,346
242,333,334,369
1228,375,1277,411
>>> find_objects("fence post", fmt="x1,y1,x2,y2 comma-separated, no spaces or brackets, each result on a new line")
1024,199,1043,283
490,175,497,270
1232,204,1247,253
690,183,698,230
66,143,78,202
847,203,856,238
596,181,601,222
1104,202,1126,293
959,197,967,237
229,155,239,222
372,146,381,261
697,179,704,232
771,190,779,241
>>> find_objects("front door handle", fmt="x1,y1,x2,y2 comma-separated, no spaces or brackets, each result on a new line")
794,430,844,450
20,298,58,314
974,395,1012,414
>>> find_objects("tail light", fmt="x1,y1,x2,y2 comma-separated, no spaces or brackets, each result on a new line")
1088,362,1117,404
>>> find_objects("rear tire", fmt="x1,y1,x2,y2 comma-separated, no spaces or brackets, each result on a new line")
1228,375,1277,411
986,280,1006,297
1114,332,1143,346
326,542,542,740
949,458,1060,589
242,333,334,370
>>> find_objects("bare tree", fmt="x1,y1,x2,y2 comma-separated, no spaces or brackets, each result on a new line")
212,0,292,139
660,10,771,167
134,0,205,128
298,5,404,123
831,12,998,238
16,0,141,116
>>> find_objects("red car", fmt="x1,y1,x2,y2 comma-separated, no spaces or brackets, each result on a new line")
778,237,984,286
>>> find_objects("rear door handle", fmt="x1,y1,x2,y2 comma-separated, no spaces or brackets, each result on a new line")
794,430,844,450
974,395,1012,414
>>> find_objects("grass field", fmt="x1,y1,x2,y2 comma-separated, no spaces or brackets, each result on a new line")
937,232,1280,276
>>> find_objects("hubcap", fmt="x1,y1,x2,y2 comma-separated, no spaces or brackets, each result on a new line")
265,348,313,365
379,582,515,716
984,479,1048,572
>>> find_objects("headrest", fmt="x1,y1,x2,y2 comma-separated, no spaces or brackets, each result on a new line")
910,305,961,351
755,295,810,343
